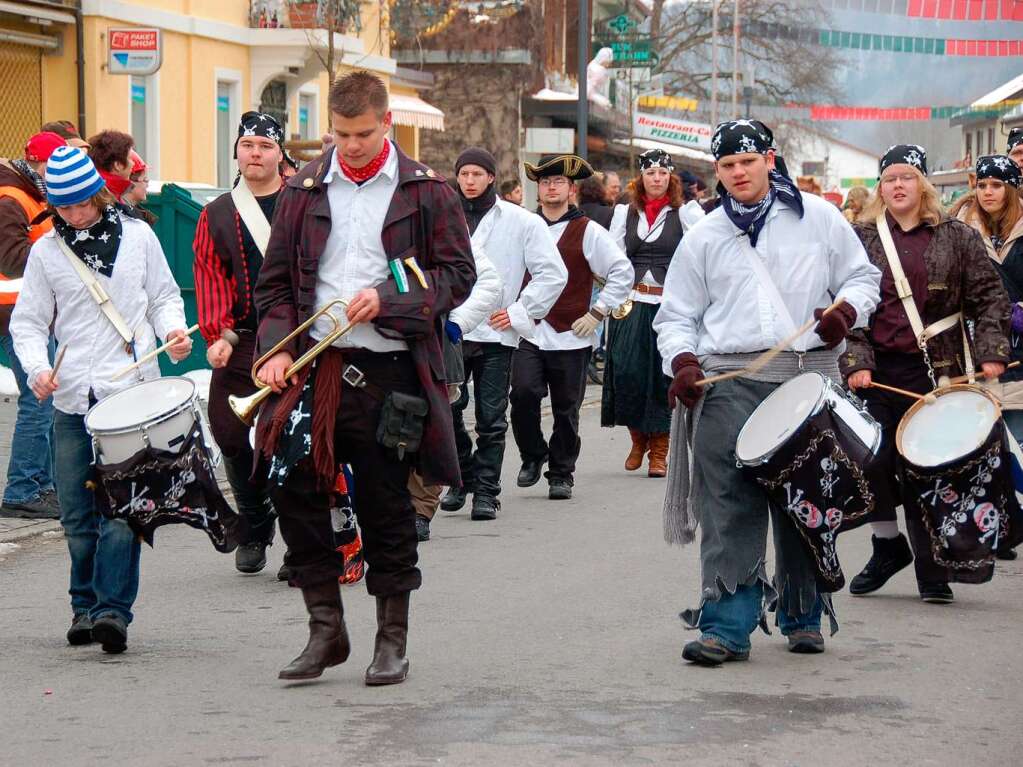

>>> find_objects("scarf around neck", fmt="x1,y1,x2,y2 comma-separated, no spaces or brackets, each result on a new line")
719,170,803,247
12,159,46,199
644,195,671,227
53,204,123,277
339,141,390,184
539,204,586,226
460,183,497,234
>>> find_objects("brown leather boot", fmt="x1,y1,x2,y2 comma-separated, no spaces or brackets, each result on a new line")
625,429,649,471
278,579,351,680
365,591,410,686
647,432,669,478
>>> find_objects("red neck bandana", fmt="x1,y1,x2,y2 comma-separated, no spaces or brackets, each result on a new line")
644,195,671,227
99,170,132,202
338,141,390,184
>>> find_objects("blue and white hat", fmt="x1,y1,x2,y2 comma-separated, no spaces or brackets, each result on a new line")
45,145,105,206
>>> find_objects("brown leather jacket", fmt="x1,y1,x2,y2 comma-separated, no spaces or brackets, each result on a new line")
840,215,1011,380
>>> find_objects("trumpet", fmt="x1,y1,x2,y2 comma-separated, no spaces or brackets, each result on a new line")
229,299,357,426
592,276,633,320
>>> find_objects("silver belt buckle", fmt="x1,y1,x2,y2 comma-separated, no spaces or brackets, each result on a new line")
342,364,365,388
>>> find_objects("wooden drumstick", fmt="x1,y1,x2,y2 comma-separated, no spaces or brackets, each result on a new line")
695,298,846,388
51,345,67,379
110,324,199,381
942,360,1021,387
864,380,937,404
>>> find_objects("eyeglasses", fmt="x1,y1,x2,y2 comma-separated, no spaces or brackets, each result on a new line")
538,177,569,188
880,173,917,186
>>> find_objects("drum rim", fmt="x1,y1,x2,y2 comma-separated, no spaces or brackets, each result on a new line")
735,371,828,466
85,376,198,437
895,383,1002,465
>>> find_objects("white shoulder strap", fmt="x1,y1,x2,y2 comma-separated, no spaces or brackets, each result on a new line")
736,235,801,349
231,177,272,256
55,235,135,346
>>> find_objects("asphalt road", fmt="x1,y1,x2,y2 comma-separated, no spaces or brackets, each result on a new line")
2,403,1022,766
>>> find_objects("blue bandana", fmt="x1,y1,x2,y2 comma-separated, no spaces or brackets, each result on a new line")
719,170,804,247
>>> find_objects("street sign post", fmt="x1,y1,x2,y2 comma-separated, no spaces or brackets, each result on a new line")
593,35,658,67
108,28,162,76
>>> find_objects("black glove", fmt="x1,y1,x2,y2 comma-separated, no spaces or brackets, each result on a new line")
813,303,857,349
668,353,704,409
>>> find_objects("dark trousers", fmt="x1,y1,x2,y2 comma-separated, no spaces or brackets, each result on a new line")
268,351,421,596
509,340,590,482
861,351,950,584
206,332,276,544
451,341,513,498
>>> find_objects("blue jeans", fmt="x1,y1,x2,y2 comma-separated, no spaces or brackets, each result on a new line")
698,582,823,653
1,333,54,503
53,410,141,623
1003,410,1023,445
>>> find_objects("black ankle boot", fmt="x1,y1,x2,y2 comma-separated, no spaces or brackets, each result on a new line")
278,580,351,680
849,533,914,595
440,485,469,512
365,592,410,686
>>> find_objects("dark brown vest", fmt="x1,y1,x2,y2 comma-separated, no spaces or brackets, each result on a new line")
545,216,593,333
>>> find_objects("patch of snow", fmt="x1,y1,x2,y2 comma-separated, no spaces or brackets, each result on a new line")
0,542,21,556
0,365,18,396
183,369,212,403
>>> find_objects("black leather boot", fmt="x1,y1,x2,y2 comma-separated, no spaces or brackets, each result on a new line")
278,580,351,680
440,485,469,512
849,533,914,595
365,592,410,686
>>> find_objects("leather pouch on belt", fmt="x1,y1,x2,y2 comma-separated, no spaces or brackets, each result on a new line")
376,391,429,459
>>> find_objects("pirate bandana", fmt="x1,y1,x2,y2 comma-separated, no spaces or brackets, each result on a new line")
53,204,123,277
711,119,773,160
234,111,285,158
638,148,674,172
879,144,928,177
1008,128,1023,155
976,155,1022,188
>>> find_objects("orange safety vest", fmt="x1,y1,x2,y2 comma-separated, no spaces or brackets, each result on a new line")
0,184,51,306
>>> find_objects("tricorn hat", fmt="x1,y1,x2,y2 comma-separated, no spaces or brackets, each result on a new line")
524,154,594,182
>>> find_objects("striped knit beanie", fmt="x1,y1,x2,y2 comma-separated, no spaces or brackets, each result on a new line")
45,145,105,206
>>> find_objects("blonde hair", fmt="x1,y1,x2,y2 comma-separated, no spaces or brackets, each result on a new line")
859,166,943,227
843,185,870,214
48,186,117,216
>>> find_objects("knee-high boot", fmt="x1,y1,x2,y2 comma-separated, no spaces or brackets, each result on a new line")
625,429,649,471
364,592,410,686
278,579,351,680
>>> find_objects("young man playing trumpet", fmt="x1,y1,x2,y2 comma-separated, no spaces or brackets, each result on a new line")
252,70,475,684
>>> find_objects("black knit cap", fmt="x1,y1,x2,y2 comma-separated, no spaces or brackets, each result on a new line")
455,147,496,176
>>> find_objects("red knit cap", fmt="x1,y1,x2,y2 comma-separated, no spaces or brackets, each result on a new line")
25,132,67,163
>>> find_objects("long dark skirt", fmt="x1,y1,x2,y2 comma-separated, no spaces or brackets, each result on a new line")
600,301,672,433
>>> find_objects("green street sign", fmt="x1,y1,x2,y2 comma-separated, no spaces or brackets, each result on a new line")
593,36,658,68
606,13,637,35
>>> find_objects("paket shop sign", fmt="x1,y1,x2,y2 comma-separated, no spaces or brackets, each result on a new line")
633,114,712,152
108,28,162,76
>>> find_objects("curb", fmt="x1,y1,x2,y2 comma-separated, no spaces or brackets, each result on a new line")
0,519,62,545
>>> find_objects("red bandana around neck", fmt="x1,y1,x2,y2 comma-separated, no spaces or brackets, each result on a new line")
644,195,671,227
338,141,390,184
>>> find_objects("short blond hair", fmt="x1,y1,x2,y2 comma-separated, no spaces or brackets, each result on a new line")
860,166,943,227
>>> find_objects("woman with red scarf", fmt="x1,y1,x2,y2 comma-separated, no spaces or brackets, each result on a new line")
603,149,704,476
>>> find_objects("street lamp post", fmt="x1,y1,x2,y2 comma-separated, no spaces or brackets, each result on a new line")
577,0,589,161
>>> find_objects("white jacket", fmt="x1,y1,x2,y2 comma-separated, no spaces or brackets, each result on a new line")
449,245,503,335
463,199,567,347
11,214,187,415
653,193,881,375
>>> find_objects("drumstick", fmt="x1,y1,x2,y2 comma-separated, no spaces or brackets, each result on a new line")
864,380,937,404
695,298,846,388
110,324,199,381
942,360,1021,387
51,346,67,379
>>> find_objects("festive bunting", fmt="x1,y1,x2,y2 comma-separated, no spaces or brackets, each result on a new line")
819,0,1023,20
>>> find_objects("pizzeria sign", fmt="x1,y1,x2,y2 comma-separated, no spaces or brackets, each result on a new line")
633,113,713,152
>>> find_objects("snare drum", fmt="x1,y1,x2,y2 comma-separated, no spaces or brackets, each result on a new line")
897,384,1020,582
86,377,207,465
735,372,882,590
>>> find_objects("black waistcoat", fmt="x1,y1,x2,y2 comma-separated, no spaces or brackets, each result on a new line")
624,206,683,284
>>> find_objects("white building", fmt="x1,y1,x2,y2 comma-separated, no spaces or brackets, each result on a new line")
780,125,879,196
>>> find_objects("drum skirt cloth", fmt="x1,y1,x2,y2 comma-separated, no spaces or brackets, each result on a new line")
683,377,837,634
601,302,672,433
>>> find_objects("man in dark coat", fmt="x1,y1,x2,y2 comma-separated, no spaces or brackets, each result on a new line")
253,70,475,685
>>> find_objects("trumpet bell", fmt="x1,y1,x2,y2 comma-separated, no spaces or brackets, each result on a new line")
229,389,269,427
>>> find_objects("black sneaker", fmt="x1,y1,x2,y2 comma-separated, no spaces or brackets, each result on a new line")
682,637,749,666
470,495,499,521
848,534,914,595
66,613,93,646
548,478,572,500
276,562,291,582
996,547,1018,561
415,514,431,541
235,542,269,574
440,486,469,512
0,493,61,520
517,458,546,488
91,613,128,654
787,630,825,654
918,582,954,604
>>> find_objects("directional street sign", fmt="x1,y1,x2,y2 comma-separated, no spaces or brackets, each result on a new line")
592,35,658,68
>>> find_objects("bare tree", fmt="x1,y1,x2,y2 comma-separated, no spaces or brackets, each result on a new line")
289,0,365,84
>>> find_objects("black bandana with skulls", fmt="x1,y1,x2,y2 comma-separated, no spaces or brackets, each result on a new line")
638,148,675,172
53,204,122,277
1008,128,1023,155
976,154,1022,188
234,111,286,159
879,144,928,177
711,119,773,160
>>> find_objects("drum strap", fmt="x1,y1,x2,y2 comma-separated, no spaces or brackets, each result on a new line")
875,213,974,382
231,177,271,256
737,236,803,351
56,235,136,350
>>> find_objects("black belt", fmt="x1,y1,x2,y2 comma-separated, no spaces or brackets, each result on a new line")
341,364,387,402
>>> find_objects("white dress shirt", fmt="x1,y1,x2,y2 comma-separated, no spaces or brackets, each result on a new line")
11,214,187,415
312,141,407,352
463,199,567,347
608,200,704,305
653,193,881,374
449,245,503,335
533,217,634,351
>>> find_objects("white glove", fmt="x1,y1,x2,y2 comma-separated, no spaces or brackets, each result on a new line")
571,308,605,338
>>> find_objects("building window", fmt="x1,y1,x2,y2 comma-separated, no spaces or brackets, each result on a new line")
299,92,316,140
988,127,995,154
131,77,147,159
965,132,972,160
217,82,233,187
129,74,159,176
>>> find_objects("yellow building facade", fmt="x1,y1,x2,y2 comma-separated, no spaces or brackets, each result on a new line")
0,1,442,185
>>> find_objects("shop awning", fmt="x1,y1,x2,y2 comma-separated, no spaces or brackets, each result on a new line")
390,94,445,131
0,1,76,24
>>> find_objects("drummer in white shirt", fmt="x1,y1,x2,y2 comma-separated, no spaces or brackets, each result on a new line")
11,146,190,655
653,120,880,666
